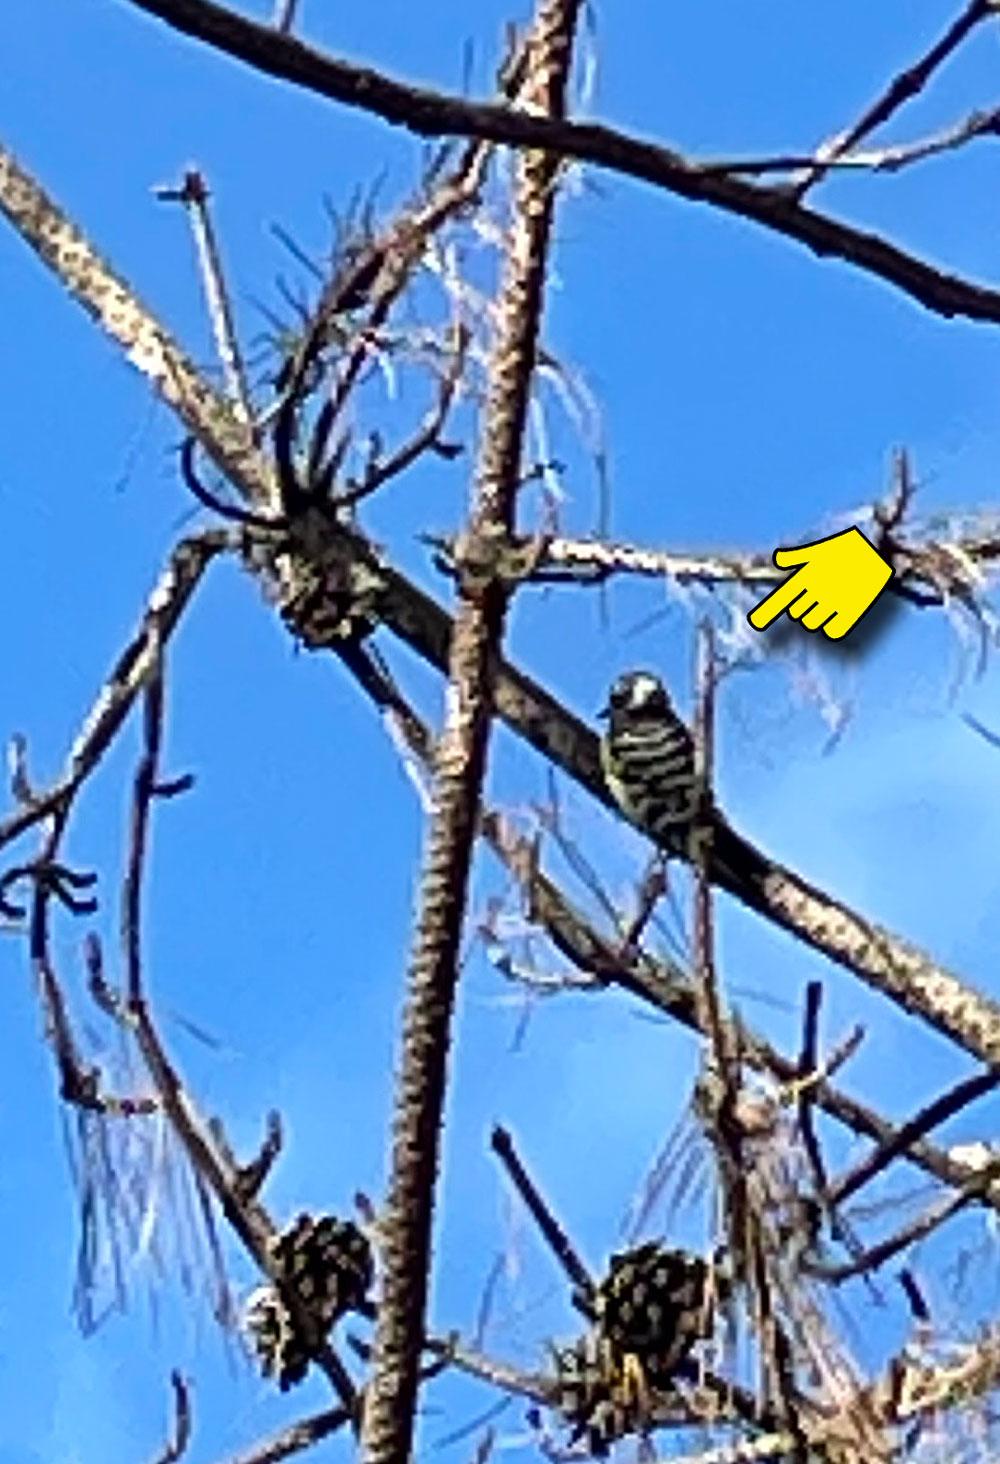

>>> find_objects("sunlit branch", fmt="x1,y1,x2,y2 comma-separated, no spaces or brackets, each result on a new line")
155,168,254,428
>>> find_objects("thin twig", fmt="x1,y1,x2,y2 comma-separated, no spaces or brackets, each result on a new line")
156,169,254,428
796,982,829,1204
788,0,997,197
271,0,299,34
216,1407,351,1464
489,1126,594,1302
147,1371,192,1464
335,321,468,510
699,103,1000,180
827,1066,1000,1209
107,665,359,1414
0,533,229,857
617,854,667,951
123,659,164,1005
804,1187,973,1284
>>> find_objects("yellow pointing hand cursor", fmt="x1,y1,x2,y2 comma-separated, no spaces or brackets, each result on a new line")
748,526,893,640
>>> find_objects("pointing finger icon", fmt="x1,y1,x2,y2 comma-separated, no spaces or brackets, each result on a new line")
748,526,893,640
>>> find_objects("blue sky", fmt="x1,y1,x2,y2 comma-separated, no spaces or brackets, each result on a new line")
5,2,1000,1460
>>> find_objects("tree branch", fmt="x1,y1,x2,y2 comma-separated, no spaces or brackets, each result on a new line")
116,0,1000,327
360,7,580,1461
0,532,228,856
6,126,1000,1106
788,0,998,197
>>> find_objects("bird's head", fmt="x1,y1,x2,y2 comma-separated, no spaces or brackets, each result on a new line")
599,670,671,722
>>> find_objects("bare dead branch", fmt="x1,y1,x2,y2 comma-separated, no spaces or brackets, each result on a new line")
490,1125,594,1303
361,8,581,1459
425,487,1000,610
0,532,229,856
437,534,784,588
8,122,1000,1129
112,0,1000,326
828,1066,1000,1209
156,168,254,427
691,624,730,1080
216,1406,351,1464
805,1187,973,1284
702,103,1000,181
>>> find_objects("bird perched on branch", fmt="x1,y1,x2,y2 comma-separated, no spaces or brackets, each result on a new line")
598,671,707,858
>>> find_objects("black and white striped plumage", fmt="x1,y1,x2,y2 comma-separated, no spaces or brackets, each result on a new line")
599,672,702,848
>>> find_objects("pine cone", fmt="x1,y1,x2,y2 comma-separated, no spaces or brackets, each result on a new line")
243,1212,373,1389
594,1243,720,1372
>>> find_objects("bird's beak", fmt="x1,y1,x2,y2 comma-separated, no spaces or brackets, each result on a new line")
596,704,610,720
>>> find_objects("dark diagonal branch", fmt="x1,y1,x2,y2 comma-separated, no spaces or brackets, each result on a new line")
805,1188,974,1285
490,1125,594,1302
789,0,999,197
360,8,581,1461
827,1066,1000,1209
117,0,1000,327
